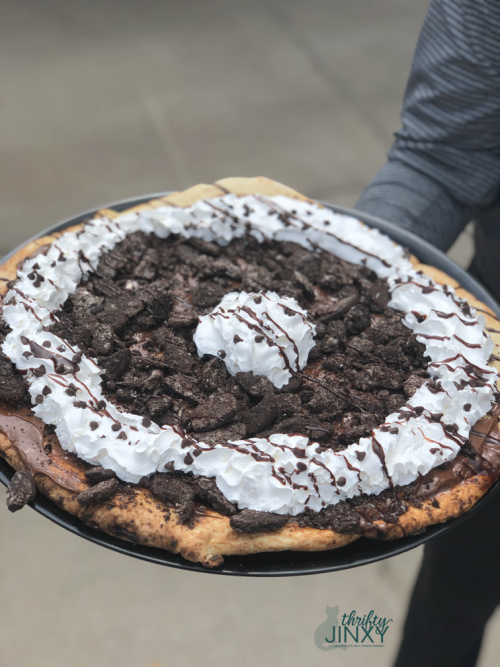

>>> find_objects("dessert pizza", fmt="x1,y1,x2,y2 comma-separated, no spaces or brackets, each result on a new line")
1,177,500,568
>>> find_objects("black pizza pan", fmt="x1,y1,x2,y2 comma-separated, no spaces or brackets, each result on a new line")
0,193,499,577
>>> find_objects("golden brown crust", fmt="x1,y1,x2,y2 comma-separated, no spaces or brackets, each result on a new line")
1,176,499,567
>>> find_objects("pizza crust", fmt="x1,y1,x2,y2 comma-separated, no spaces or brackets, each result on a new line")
1,176,499,568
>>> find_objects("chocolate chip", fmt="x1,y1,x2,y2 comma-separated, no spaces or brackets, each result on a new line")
42,386,52,396
218,350,226,359
233,334,243,343
6,471,36,512
464,403,471,412
255,335,265,343
355,450,366,461
89,421,99,431
292,447,307,459
65,386,77,397
97,400,107,410
77,478,119,506
35,394,43,404
337,476,346,487
389,427,399,434
117,431,127,440
296,461,307,472
42,341,51,348
111,423,121,432
184,452,194,465
142,416,152,428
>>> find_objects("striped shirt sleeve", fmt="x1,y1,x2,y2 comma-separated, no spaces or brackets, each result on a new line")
356,0,500,250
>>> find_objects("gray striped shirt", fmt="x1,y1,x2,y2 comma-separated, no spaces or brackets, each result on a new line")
356,0,500,258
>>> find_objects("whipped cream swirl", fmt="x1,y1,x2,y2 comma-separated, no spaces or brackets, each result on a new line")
1,193,497,515
193,290,316,389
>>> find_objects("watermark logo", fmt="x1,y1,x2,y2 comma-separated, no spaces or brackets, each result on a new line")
314,606,393,650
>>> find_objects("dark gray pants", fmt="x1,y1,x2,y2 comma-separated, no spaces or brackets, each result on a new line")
395,202,500,667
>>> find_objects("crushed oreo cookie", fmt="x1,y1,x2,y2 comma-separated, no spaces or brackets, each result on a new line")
6,470,36,512
77,477,119,506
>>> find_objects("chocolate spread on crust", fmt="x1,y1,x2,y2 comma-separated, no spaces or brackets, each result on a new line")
0,406,84,492
1,230,499,535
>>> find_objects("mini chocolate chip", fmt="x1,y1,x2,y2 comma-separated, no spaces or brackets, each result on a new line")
193,448,202,457
97,400,107,410
117,431,127,440
111,423,121,432
73,400,87,409
20,336,29,345
355,450,366,461
27,273,35,281
337,476,346,487
65,386,77,397
430,447,439,454
35,394,44,404
72,352,83,364
255,335,265,343
464,403,471,412
42,341,51,348
292,447,307,459
181,438,193,449
184,452,194,465
90,421,99,431
233,334,243,343
218,350,226,359
414,406,424,416
254,296,262,304
430,412,443,422
42,386,52,396
22,351,33,358
389,427,399,434
33,366,46,377
142,416,152,427
296,461,307,472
